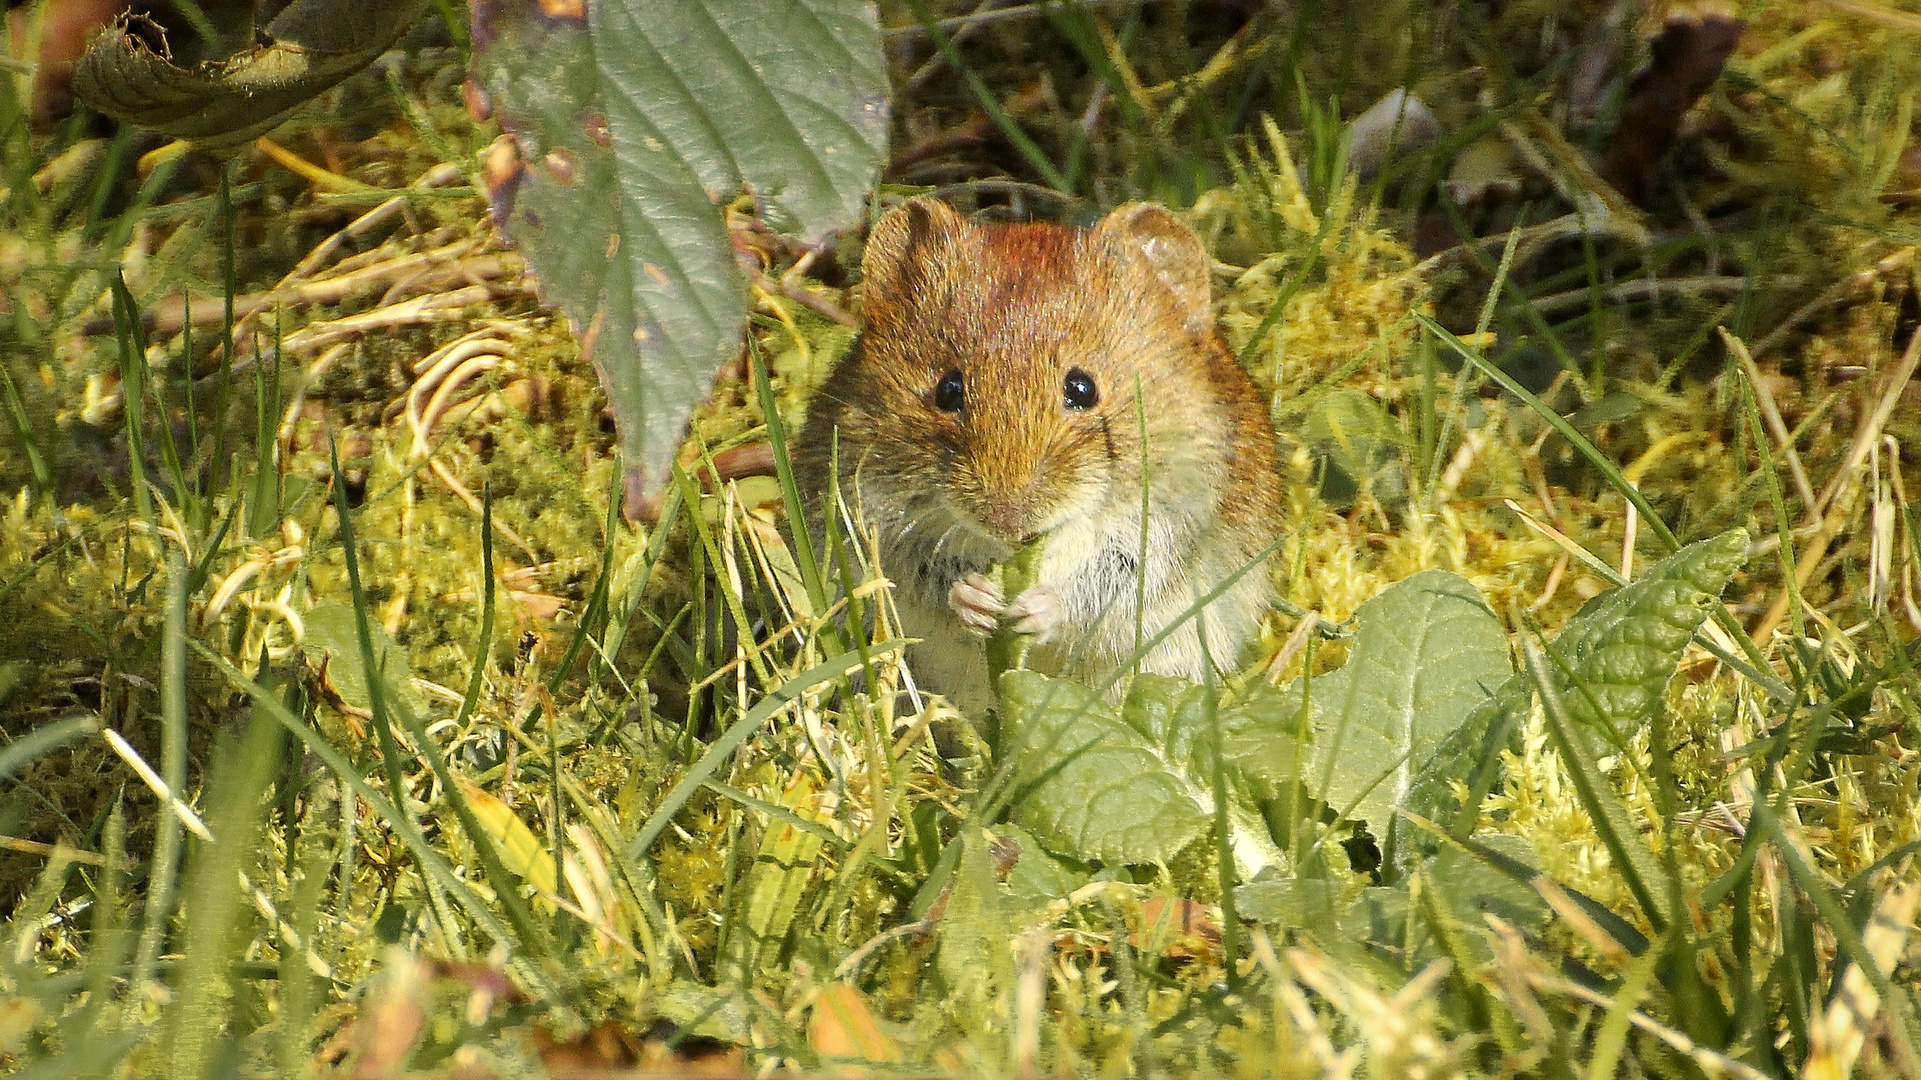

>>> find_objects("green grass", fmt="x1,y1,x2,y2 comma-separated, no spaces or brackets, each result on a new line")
4,0,1921,1076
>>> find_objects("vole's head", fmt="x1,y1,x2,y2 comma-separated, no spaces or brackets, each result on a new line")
837,197,1220,547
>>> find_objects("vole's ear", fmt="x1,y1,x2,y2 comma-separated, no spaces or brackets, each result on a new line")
1097,203,1214,333
861,197,967,310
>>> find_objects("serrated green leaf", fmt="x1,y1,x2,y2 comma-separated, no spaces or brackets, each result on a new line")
1398,531,1750,864
471,0,887,495
1215,686,1306,799
1393,676,1531,872
1525,636,1677,930
1265,570,1511,834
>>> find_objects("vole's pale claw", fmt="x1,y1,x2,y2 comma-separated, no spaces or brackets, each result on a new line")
1004,585,1064,642
949,573,1004,637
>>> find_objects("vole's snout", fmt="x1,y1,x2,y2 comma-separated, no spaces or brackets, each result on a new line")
976,502,1042,546
953,460,1050,545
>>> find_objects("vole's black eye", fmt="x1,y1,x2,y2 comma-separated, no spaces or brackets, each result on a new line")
1062,367,1099,410
934,369,965,413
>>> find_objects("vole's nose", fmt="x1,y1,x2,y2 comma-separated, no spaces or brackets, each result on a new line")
975,499,1041,545
957,450,1050,542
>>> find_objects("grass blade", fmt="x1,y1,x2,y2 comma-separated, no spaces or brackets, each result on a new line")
626,639,906,862
1520,635,1672,932
123,550,191,1021
0,714,98,783
328,445,566,979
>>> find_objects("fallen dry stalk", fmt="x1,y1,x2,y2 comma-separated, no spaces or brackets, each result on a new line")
399,327,540,560
1749,321,1921,644
1726,330,1818,511
82,250,518,337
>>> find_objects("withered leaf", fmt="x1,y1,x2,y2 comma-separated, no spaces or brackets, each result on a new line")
71,0,430,148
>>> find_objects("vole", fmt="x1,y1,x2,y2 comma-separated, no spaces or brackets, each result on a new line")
794,197,1285,715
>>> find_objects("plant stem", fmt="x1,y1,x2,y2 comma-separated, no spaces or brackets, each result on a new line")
986,539,1046,686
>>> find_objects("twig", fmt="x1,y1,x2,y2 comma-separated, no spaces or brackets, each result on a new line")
0,837,103,865
1748,249,1915,361
756,273,858,327
833,919,937,979
278,284,514,356
1415,212,1633,277
402,329,540,559
298,163,467,274
1264,610,1320,682
1500,112,1653,247
1823,0,1921,33
906,0,1011,91
1531,974,1774,1080
81,249,514,336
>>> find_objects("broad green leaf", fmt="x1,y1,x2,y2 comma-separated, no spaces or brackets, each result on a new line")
1260,570,1511,834
300,602,426,718
1425,833,1548,942
998,671,1285,874
1399,530,1750,861
1393,676,1530,872
994,822,1089,917
654,981,754,1043
1525,636,1676,930
936,828,1019,1004
1546,529,1750,752
1234,874,1347,932
72,0,431,147
470,0,888,494
1000,672,1212,867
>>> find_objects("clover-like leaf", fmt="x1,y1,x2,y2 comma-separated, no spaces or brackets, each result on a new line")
469,0,888,496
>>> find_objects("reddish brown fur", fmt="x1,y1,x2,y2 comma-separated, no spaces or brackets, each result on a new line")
795,197,1285,708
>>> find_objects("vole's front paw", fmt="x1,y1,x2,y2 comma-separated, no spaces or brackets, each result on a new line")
1003,585,1064,643
949,573,1004,637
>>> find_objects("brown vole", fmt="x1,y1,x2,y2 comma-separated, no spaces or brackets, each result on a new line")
794,197,1284,714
